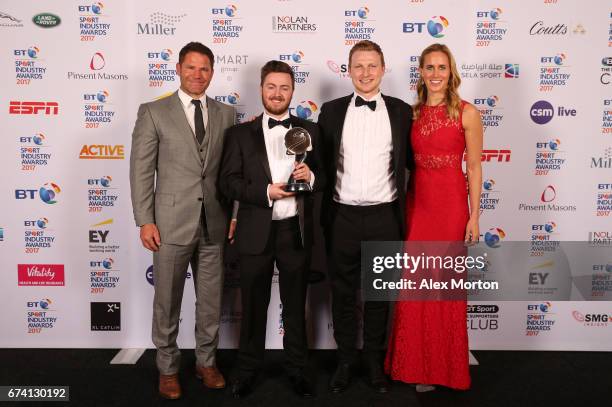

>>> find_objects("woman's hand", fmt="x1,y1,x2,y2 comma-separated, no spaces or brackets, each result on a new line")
464,216,479,245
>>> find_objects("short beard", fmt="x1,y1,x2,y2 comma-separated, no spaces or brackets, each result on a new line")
262,96,290,116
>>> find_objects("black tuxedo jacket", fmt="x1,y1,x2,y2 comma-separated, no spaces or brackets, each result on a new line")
317,94,413,236
219,114,324,255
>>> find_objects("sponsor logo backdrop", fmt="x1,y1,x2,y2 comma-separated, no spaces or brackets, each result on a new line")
1,0,611,350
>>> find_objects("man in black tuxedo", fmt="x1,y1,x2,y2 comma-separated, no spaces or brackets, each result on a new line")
318,40,413,393
219,60,323,399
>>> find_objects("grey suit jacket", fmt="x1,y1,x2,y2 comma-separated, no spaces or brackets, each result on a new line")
130,91,236,245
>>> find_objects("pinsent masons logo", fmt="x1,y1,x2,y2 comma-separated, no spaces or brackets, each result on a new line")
18,264,65,286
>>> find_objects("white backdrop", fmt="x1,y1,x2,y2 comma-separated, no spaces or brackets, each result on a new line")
1,0,611,350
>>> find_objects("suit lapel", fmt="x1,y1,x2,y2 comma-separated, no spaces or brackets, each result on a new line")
202,96,219,173
167,92,202,165
382,94,402,174
252,115,272,183
333,95,353,164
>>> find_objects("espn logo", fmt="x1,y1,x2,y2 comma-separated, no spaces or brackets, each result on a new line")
9,101,59,115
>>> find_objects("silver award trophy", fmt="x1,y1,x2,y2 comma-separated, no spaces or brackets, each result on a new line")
284,127,312,193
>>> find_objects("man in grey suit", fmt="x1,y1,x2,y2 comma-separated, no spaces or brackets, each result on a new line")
130,42,236,400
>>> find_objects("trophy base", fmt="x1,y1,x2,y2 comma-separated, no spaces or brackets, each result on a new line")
284,182,312,193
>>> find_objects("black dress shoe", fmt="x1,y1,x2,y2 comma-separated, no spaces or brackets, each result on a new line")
366,361,389,393
231,376,254,399
330,363,351,393
290,375,314,398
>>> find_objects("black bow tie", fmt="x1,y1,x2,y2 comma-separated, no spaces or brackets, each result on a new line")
355,96,376,111
268,117,291,129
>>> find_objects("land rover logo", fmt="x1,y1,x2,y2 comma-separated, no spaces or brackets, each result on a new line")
32,13,61,28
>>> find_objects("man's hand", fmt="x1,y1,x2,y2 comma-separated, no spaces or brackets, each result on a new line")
228,219,237,244
140,223,161,251
268,183,296,200
292,162,311,183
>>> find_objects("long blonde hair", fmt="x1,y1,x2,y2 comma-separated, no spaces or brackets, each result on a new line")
414,43,462,121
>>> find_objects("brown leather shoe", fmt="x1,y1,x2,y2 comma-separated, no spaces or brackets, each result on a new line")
195,365,226,389
159,374,181,399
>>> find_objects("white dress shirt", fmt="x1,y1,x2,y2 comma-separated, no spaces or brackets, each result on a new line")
263,112,298,220
335,92,396,205
177,88,208,136
262,112,315,220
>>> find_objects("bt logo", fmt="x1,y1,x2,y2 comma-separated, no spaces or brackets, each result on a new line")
532,222,557,233
290,101,318,121
88,176,112,187
476,8,503,19
215,93,239,105
24,218,49,229
20,134,46,145
15,183,61,204
345,7,369,19
212,5,237,17
474,96,499,107
14,46,40,58
541,53,566,65
403,16,449,38
483,227,505,248
147,49,173,61
27,299,52,309
279,51,304,64
79,2,104,14
84,91,109,103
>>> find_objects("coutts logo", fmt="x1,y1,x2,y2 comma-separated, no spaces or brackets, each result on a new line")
18,264,65,286
530,21,568,35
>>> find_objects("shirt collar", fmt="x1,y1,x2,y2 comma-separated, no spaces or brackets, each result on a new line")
262,111,291,130
178,88,207,109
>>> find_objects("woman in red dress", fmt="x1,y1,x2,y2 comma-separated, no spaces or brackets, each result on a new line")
385,44,483,391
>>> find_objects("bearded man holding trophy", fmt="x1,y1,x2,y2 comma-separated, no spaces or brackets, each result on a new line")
218,60,324,399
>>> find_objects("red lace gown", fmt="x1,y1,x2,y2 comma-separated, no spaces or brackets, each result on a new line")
384,101,471,390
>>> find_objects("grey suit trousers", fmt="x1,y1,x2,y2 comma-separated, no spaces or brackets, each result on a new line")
152,216,224,375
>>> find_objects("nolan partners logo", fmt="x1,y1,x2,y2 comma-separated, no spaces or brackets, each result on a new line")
272,15,317,33
137,12,186,36
32,13,61,28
